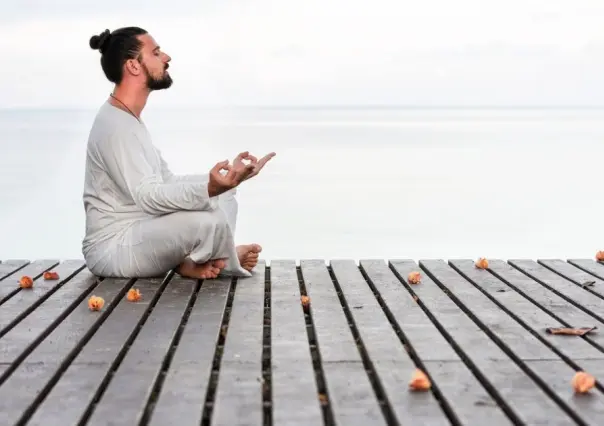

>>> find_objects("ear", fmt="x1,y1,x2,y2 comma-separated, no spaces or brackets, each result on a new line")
125,58,142,76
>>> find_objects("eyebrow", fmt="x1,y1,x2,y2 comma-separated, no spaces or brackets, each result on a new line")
152,46,160,53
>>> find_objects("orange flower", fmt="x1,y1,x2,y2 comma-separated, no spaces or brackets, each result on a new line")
43,271,60,280
88,295,105,311
409,369,431,391
475,258,489,269
572,371,595,393
126,288,142,302
19,276,33,289
407,271,421,284
301,295,310,311
596,251,604,262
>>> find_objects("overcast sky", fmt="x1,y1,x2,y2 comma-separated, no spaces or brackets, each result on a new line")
1,0,603,108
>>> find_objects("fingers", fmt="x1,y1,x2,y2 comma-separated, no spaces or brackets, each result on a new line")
211,159,230,172
258,152,276,166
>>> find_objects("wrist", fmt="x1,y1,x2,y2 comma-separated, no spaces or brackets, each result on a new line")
207,181,221,197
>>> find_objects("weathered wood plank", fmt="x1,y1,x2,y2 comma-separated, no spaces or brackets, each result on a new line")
148,276,232,426
331,259,451,425
538,259,604,299
509,260,604,322
360,259,514,426
449,259,604,360
300,259,386,426
0,259,58,303
421,259,604,425
485,259,604,351
390,259,577,426
0,259,29,280
211,261,266,426
0,260,85,334
25,278,165,426
0,268,99,368
268,260,323,426
84,274,195,426
0,276,132,425
568,259,604,281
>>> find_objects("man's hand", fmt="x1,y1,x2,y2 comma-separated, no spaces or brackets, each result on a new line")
233,151,276,181
207,151,276,197
207,159,255,197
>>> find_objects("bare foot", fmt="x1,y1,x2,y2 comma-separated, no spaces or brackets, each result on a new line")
237,244,262,271
177,258,227,279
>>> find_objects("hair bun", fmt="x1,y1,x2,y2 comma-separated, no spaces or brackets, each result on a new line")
89,29,111,52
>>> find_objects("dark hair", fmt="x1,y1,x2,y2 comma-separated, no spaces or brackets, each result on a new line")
89,27,148,84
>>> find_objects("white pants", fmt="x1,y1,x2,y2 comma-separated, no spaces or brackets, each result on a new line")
85,192,249,278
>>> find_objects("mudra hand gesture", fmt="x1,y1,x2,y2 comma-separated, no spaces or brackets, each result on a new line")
208,151,276,196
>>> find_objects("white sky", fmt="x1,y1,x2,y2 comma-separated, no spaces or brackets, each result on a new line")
1,0,603,107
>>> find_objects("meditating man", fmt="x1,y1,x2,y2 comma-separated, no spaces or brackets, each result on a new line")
81,26,275,279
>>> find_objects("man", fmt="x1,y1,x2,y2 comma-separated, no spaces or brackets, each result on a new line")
82,26,275,279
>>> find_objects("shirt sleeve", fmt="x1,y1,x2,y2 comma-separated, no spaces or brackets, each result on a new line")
158,149,237,196
100,130,218,215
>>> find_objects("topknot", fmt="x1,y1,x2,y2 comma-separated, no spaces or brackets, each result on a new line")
89,29,111,52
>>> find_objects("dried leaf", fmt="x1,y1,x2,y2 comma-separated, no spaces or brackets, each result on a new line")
409,369,431,391
43,271,60,280
475,258,489,269
582,281,596,288
318,393,328,405
572,371,596,393
408,271,421,284
126,288,142,302
545,326,597,336
300,295,310,312
19,276,33,289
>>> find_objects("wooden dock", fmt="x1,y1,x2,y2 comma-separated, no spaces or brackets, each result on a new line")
1,257,604,425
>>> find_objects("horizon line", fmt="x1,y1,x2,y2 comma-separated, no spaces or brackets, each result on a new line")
1,104,604,111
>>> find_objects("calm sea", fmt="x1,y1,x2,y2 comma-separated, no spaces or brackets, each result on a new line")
1,106,603,262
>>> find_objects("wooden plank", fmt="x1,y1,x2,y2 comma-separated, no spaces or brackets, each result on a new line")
330,259,451,425
539,259,604,299
568,258,604,281
0,268,100,368
25,277,166,426
84,274,195,426
421,259,604,425
486,259,604,351
0,276,132,425
300,259,386,425
148,276,232,426
389,259,577,426
211,261,266,426
268,260,323,426
0,260,85,334
0,259,29,280
0,259,58,303
360,259,514,426
449,259,604,361
509,260,604,322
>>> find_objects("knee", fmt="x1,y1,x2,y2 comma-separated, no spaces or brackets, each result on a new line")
181,209,230,237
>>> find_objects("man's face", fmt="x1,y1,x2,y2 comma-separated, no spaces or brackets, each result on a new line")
138,34,173,90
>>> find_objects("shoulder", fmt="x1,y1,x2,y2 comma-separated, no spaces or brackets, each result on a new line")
89,103,148,152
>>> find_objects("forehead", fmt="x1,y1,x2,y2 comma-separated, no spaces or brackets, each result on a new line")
138,33,160,52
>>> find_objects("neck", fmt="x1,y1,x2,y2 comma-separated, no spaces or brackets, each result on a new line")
110,83,150,118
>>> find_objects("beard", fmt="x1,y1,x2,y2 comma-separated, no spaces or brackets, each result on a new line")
143,63,173,91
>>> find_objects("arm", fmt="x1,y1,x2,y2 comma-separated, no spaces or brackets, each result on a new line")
100,131,218,215
158,151,237,195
